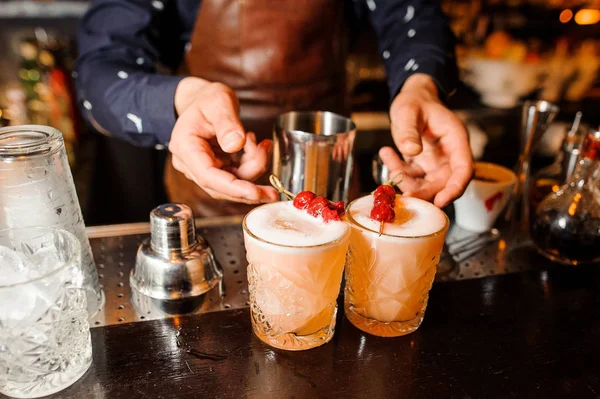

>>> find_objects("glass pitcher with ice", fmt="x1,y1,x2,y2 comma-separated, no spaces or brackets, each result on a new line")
0,227,93,398
0,125,103,316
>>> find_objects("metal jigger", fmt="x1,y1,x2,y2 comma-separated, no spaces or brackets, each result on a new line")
505,100,559,234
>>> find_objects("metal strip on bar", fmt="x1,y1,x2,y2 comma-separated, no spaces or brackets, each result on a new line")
86,215,245,238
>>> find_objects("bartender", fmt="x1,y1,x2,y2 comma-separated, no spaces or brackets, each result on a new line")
75,0,473,216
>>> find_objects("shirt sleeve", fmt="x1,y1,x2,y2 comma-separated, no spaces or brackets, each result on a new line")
75,0,187,147
365,0,459,102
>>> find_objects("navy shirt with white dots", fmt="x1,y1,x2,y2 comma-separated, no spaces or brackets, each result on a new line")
76,0,458,147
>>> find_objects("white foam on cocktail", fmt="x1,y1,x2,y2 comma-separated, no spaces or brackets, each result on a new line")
245,201,348,247
349,195,447,238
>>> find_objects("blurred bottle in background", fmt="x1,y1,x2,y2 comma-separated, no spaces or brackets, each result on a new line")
529,112,587,215
4,29,79,168
531,130,600,265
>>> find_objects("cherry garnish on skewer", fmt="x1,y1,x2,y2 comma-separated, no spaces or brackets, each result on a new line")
322,207,341,223
370,203,395,222
373,195,394,208
370,174,404,235
293,191,316,210
269,175,344,223
374,184,396,198
333,201,345,216
307,196,329,217
371,186,396,235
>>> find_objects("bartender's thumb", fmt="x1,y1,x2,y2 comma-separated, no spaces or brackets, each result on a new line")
204,86,245,153
391,104,424,157
214,116,246,153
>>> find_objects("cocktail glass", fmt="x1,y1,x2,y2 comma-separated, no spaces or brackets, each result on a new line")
344,195,449,337
242,203,350,350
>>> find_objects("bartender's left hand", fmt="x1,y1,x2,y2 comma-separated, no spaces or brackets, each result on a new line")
381,74,474,208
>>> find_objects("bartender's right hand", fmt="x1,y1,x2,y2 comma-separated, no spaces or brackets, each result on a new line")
169,77,279,204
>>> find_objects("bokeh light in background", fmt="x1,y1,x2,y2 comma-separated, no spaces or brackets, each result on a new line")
574,9,600,25
559,9,573,23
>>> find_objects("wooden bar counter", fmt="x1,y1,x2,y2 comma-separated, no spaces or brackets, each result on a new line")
55,240,600,398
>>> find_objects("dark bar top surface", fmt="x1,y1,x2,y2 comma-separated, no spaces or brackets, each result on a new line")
54,262,600,399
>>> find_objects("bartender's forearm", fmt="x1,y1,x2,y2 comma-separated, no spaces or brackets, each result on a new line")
367,0,458,101
75,55,184,147
75,0,188,147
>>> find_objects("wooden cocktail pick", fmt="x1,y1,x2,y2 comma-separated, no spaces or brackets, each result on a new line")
269,174,295,200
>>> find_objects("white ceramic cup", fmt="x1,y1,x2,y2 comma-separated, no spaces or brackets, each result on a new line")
453,162,517,233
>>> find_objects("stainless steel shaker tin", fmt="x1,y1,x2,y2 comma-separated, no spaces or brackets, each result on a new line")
272,111,356,202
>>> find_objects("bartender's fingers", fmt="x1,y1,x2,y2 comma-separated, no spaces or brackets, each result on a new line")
404,177,448,203
431,118,473,208
198,167,278,204
171,127,265,203
433,163,473,208
390,104,425,157
199,84,245,153
174,151,274,203
432,166,472,208
231,134,273,182
186,145,275,203
395,175,422,194
171,154,195,182
378,147,423,193
379,147,425,176
204,185,278,204
172,154,271,204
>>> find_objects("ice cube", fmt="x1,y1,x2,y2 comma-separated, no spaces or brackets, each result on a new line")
0,270,37,329
0,246,65,329
0,245,25,277
22,246,62,279
0,268,25,286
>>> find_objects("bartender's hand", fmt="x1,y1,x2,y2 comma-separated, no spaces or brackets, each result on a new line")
382,74,474,208
169,77,278,204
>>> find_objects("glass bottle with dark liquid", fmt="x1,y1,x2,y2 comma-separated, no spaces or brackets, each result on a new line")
530,112,586,215
531,130,600,265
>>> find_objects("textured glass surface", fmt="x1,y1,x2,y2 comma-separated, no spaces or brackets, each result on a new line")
0,126,103,316
243,228,349,351
247,261,339,350
0,228,92,398
344,243,437,337
344,223,446,337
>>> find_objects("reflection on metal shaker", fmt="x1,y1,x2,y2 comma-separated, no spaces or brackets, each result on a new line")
272,111,356,202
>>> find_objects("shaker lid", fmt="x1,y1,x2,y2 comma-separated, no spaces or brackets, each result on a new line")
150,203,196,254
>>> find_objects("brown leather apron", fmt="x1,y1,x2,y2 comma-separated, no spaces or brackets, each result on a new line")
165,0,349,217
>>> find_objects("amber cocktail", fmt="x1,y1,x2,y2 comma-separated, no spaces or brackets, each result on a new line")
344,195,449,337
243,201,350,350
